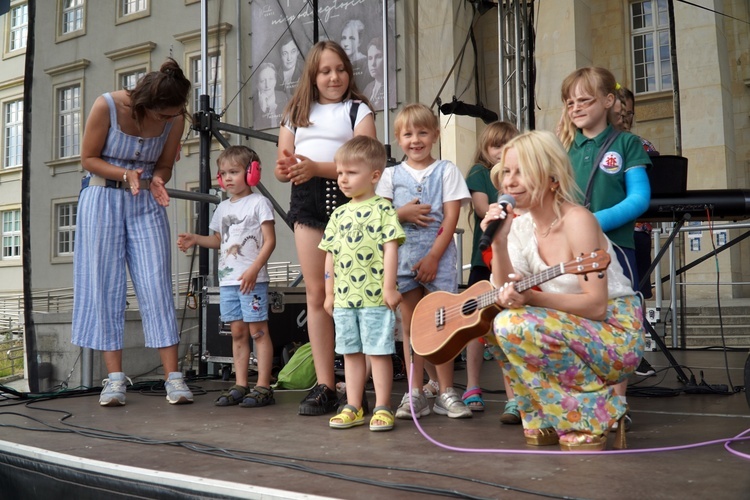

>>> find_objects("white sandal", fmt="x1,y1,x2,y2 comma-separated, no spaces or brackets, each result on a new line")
422,379,439,399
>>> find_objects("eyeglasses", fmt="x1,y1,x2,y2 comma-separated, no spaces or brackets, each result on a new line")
565,97,597,110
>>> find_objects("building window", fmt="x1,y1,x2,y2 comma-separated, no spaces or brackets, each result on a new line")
1,209,21,260
120,69,146,90
55,202,77,257
4,99,23,169
117,0,150,24
58,84,81,159
122,0,147,15
630,0,673,94
191,54,223,112
61,0,84,34
9,2,28,52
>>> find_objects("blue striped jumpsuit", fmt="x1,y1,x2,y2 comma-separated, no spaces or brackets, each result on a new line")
72,92,179,351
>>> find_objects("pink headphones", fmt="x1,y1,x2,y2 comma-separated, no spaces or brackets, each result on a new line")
217,160,261,189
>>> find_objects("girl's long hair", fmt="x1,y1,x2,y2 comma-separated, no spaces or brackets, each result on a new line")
473,121,519,169
557,66,617,150
281,41,372,128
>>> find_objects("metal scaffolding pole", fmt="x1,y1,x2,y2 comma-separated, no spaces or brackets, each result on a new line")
497,0,531,132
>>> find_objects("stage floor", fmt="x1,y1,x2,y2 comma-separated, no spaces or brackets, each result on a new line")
1,349,749,499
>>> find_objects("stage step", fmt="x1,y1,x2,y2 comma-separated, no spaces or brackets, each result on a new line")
648,303,750,348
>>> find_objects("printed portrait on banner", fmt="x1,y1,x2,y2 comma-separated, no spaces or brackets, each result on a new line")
250,0,397,130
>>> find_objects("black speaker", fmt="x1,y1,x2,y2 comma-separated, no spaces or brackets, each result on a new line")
202,286,309,365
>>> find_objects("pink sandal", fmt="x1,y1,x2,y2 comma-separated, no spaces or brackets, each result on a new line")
461,386,485,412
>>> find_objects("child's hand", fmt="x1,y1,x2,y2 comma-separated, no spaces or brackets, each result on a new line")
323,294,334,317
413,253,439,283
275,149,295,182
384,289,402,311
238,267,259,294
176,233,195,253
399,198,434,226
288,154,316,185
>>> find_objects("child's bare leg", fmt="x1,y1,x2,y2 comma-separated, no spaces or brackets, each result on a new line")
295,225,336,389
230,320,251,387
249,321,272,388
343,352,366,410
400,288,425,391
370,354,393,409
435,358,455,394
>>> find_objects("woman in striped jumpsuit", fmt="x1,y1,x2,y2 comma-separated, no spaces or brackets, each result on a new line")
72,58,193,407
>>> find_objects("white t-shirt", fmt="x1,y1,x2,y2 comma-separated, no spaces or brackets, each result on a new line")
376,159,471,207
209,193,275,286
286,100,373,162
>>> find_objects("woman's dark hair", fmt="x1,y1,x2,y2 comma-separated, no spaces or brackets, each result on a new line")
128,58,191,127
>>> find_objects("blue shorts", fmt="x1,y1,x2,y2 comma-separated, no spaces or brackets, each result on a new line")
332,306,396,356
219,282,269,323
397,236,458,294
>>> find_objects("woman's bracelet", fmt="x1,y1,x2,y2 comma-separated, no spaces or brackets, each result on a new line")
122,170,128,184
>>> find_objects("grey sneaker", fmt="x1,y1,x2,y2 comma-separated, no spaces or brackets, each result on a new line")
99,372,131,407
165,372,194,405
433,387,473,418
395,388,431,419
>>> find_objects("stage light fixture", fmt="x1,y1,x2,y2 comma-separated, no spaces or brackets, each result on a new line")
439,97,498,124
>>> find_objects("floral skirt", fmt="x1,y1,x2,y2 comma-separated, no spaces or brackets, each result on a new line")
489,295,644,435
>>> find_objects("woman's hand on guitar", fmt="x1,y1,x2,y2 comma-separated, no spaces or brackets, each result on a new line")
498,274,525,309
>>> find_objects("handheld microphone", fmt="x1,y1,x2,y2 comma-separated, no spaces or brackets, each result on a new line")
478,194,516,251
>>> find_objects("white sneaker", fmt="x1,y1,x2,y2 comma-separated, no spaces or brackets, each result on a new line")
433,387,473,418
99,372,131,407
395,388,431,419
164,372,194,405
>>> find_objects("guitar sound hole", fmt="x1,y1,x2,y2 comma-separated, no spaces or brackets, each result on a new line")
462,299,478,316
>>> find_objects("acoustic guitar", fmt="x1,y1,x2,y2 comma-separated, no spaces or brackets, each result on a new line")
410,251,610,365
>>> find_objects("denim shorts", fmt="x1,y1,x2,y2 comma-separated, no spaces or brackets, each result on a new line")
219,282,269,323
397,239,458,294
332,306,396,356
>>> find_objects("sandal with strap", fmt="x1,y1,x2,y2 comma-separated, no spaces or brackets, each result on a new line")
329,404,365,429
215,384,248,406
461,386,485,412
500,398,522,425
369,406,395,432
559,431,608,451
239,386,275,408
422,379,439,399
524,427,560,446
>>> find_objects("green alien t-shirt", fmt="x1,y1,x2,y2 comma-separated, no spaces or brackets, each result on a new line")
319,196,405,308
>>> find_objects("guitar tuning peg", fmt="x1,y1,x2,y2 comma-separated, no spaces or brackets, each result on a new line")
583,274,589,282
597,271,604,279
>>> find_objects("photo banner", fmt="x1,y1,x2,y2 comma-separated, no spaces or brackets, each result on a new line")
250,0,396,130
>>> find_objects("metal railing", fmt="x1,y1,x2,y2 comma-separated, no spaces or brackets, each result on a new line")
0,337,24,381
0,263,302,316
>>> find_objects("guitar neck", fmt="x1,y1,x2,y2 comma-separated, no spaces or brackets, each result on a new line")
477,263,564,309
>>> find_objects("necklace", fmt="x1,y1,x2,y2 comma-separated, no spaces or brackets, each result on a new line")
534,217,559,238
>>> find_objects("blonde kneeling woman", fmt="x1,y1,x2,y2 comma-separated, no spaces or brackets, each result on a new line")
481,130,644,451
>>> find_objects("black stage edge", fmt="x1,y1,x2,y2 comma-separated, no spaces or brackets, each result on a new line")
0,441,320,500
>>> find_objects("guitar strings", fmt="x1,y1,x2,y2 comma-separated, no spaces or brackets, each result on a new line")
429,267,561,322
